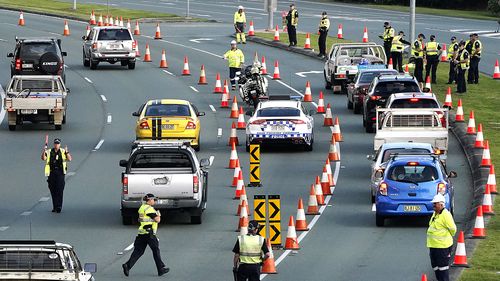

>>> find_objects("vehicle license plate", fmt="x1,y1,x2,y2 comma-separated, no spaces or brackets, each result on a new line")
403,205,421,212
269,134,286,139
21,109,37,114
162,124,175,130
22,63,33,68
271,125,285,131
156,199,169,205
153,176,169,185
109,44,121,49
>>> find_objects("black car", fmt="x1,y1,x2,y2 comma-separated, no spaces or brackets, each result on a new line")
362,75,420,133
8,37,67,81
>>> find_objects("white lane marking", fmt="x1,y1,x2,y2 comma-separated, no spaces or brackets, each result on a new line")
0,84,5,124
189,38,213,44
93,139,104,151
124,243,134,251
20,211,32,216
295,70,323,77
143,35,223,59
39,197,50,202
209,155,215,166
372,203,376,212
100,95,107,102
84,77,93,84
66,171,76,177
209,105,216,112
107,114,112,124
162,69,175,76
64,64,69,68
190,86,199,92
0,226,9,231
217,128,222,138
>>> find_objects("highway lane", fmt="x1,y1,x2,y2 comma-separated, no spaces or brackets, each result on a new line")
0,10,472,281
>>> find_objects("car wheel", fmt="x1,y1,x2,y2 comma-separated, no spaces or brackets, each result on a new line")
353,102,361,114
245,140,250,152
62,113,66,124
83,51,90,67
376,214,385,227
8,125,16,131
324,71,332,89
128,62,136,70
190,208,203,224
347,99,353,110
121,60,128,67
122,214,133,225
90,59,98,70
365,121,374,133
55,124,62,130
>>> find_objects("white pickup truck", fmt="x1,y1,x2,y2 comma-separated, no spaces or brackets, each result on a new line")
3,75,68,131
119,141,210,225
374,108,449,153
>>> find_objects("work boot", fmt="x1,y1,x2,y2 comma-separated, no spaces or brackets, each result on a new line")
158,267,170,276
122,263,130,277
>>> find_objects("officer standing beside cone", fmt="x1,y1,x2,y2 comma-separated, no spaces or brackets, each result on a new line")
317,11,330,58
233,220,270,281
41,138,71,213
424,35,442,84
286,4,299,47
390,31,410,73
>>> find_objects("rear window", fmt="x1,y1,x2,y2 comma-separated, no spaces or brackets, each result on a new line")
97,29,132,41
131,152,193,169
19,42,58,58
145,104,191,117
0,251,63,271
386,114,440,127
390,98,439,108
382,148,430,163
257,107,300,117
388,165,438,183
359,71,397,83
12,79,60,92
374,81,420,96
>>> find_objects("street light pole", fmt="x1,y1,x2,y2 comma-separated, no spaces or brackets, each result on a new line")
187,0,190,18
409,0,416,47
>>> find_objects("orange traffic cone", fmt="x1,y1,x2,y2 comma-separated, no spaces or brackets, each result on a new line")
97,14,103,26
304,33,311,49
306,184,320,215
89,10,96,25
482,184,495,215
323,103,333,126
424,76,432,91
228,142,239,169
320,170,331,196
104,15,110,26
284,216,300,250
481,140,492,167
303,81,312,102
85,25,91,37
237,107,246,130
230,97,239,119
337,24,343,39
231,159,241,187
273,60,281,80
224,80,230,95
159,49,168,68
404,64,409,74
273,25,280,41
214,73,223,93
18,11,25,26
487,165,497,194
493,60,500,79
63,20,70,36
362,26,368,43
455,99,464,122
317,91,325,113
154,23,162,39
325,159,335,188
333,117,343,142
261,239,277,274
109,15,114,26
295,198,309,231
237,200,249,233
474,124,484,149
421,274,428,281
248,20,255,36
472,207,486,238
182,56,191,75
329,136,340,162
115,17,120,26
261,56,268,75
466,111,476,135
452,231,470,267
444,87,453,108
387,58,393,70
134,40,140,57
134,20,140,35
126,19,131,31
315,178,325,205
234,170,245,200
228,122,239,146
143,44,152,62
198,65,208,84
237,186,250,216
119,16,124,27
220,89,229,108
440,44,448,62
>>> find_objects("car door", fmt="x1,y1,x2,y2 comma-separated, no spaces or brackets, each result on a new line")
83,29,94,57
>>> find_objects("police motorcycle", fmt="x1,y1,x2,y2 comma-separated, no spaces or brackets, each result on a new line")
236,60,269,109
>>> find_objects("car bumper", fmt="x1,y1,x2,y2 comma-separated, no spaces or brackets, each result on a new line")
247,133,312,145
91,52,136,60
136,131,199,145
122,198,200,210
376,196,451,216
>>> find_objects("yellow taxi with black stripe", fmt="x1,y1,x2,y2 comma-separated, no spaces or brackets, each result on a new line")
134,99,205,151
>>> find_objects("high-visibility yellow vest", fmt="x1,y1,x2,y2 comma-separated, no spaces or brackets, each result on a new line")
383,27,395,40
224,49,244,68
390,36,404,53
319,17,330,30
426,41,438,56
447,42,457,59
290,9,298,26
138,204,158,235
471,40,482,57
459,49,470,70
238,234,264,264
427,208,456,248
412,40,424,58
44,148,67,176
234,11,246,24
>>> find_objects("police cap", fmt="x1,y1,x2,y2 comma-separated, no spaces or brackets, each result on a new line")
384,21,389,26
54,138,61,144
322,11,327,16
459,40,466,46
248,220,260,232
418,33,426,39
398,31,405,36
430,35,435,40
143,193,157,201
451,36,456,41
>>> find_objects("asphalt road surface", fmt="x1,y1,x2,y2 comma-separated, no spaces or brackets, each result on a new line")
0,5,472,281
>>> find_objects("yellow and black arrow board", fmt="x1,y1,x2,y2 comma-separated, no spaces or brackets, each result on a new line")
249,144,261,187
268,195,281,247
254,195,266,238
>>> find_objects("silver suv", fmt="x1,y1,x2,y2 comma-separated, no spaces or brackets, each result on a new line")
82,26,136,70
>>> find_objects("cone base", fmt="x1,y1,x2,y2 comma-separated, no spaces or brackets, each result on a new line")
483,211,495,216
296,226,309,231
471,235,486,239
451,263,470,268
284,246,300,250
248,183,262,187
306,211,320,215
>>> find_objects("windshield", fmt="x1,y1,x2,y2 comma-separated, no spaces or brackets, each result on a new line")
131,152,193,169
0,251,64,271
382,149,430,162
359,71,397,83
257,107,300,117
97,29,132,40
19,42,58,58
390,98,440,108
389,165,438,183
145,104,191,117
374,81,420,97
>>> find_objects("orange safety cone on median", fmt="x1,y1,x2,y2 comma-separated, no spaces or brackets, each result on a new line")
228,122,239,146
362,26,368,43
198,64,208,84
333,117,343,142
236,185,250,216
134,40,140,57
85,25,91,37
306,184,320,215
261,56,267,75
325,159,335,188
231,159,241,187
237,107,246,130
234,170,245,200
143,44,152,62
451,231,470,267
424,76,432,92
284,216,300,250
248,20,255,36
444,87,453,108
273,60,281,80
261,239,277,274
304,33,311,49
323,103,333,126
295,198,309,231
303,81,312,102
481,140,492,167
474,124,484,149
109,15,114,26
329,136,340,162
63,20,70,36
317,91,325,113
337,24,343,39
273,25,280,41
493,59,500,79
466,111,476,135
230,97,239,119
472,207,486,239
134,20,140,35
455,99,464,122
182,56,191,75
404,64,409,74
18,11,25,26
214,73,223,93
126,19,131,31
154,23,162,39
114,17,120,26
228,142,239,169
482,184,495,215
89,10,96,25
487,165,497,194
421,274,428,281
119,16,124,27
220,88,229,108
97,14,103,26
440,44,448,62
159,49,168,68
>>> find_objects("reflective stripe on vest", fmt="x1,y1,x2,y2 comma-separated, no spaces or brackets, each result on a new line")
390,36,404,52
460,50,470,70
447,42,457,59
426,209,456,248
238,235,264,264
44,148,67,177
426,41,438,56
383,27,394,40
412,40,424,58
138,204,158,235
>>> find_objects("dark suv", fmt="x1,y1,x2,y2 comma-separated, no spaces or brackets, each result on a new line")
362,75,420,133
8,37,67,81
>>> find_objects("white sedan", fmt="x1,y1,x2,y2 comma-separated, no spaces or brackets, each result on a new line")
245,98,314,151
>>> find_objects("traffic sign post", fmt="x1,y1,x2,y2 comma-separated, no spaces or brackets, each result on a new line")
249,144,262,187
253,194,281,248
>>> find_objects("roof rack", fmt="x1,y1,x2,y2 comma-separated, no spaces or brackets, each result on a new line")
133,140,191,148
388,152,438,161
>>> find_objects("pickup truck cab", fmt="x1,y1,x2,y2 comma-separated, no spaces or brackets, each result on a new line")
324,43,386,94
119,141,209,225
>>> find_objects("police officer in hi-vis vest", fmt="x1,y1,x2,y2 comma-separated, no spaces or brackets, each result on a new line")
286,4,299,47
41,138,71,213
233,220,270,281
317,11,330,58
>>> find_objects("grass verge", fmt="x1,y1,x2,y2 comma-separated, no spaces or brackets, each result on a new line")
253,31,500,280
0,0,192,21
363,4,497,21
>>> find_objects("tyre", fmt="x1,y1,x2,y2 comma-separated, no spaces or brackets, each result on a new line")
62,113,66,124
55,124,62,130
353,102,361,114
8,125,16,131
245,140,250,152
128,62,136,70
122,215,133,225
121,60,128,66
83,51,90,67
90,59,98,70
347,99,353,110
376,214,385,227
365,121,374,133
304,142,313,151
324,71,332,89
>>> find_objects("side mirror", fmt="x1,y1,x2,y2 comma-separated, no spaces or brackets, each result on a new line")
132,111,139,117
374,169,384,178
448,171,457,178
119,160,128,167
7,53,13,58
245,110,254,116
366,154,375,161
61,51,67,57
197,111,205,117
84,263,97,273
82,35,87,40
200,158,210,167
66,88,71,93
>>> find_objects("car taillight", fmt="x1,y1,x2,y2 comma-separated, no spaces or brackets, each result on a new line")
370,95,381,100
123,175,128,195
336,74,346,78
437,183,446,195
410,98,419,102
290,119,305,124
371,117,376,121
186,121,196,129
379,182,388,196
139,120,149,129
407,161,419,166
15,59,21,70
193,175,199,193
92,43,97,50
250,119,266,125
132,41,137,50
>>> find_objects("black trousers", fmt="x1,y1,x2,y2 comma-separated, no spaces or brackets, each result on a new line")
414,57,424,82
318,30,328,55
229,67,241,86
383,41,392,64
448,60,456,83
457,67,467,93
391,52,403,73
287,25,297,46
237,263,261,281
425,55,439,83
126,234,166,274
429,247,452,281
48,170,65,210
468,56,480,83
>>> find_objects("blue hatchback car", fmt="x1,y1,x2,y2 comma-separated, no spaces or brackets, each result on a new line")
375,154,457,227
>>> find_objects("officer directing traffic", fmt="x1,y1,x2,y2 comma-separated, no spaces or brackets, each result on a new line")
427,194,456,281
41,138,71,213
122,193,169,277
317,11,330,58
233,220,270,281
234,6,246,44
424,35,442,84
286,4,299,47
223,40,245,90
379,21,395,64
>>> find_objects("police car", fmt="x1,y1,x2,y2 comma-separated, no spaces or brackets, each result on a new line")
245,96,314,151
